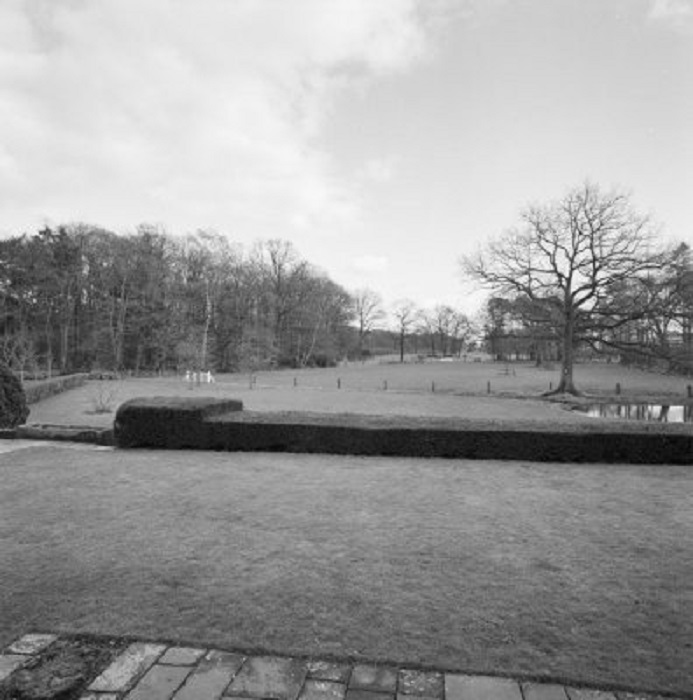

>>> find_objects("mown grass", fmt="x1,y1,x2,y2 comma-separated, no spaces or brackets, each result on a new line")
0,445,691,694
24,360,693,428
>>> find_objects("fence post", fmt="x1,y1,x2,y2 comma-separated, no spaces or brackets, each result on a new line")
487,380,491,394
337,378,341,389
293,377,297,387
616,382,621,395
431,381,435,393
688,384,692,398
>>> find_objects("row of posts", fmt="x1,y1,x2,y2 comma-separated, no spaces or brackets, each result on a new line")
252,378,495,394
247,376,442,393
245,376,693,397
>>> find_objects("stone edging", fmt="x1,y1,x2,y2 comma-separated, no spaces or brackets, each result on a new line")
1,633,689,700
0,424,114,445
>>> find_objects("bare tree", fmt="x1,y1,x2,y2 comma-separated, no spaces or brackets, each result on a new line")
253,239,312,364
461,182,665,394
449,309,472,357
352,288,385,358
417,308,438,356
391,299,419,362
420,305,472,358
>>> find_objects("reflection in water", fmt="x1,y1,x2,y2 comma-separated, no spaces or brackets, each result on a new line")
585,404,693,423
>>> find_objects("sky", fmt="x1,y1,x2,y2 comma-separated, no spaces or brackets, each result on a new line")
1,0,692,316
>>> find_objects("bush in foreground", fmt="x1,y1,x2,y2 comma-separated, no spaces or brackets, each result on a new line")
0,362,30,428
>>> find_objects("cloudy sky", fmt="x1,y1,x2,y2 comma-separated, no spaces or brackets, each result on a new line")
1,0,691,313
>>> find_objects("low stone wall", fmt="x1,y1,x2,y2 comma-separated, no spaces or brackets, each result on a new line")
113,397,693,464
23,373,89,404
16,423,114,445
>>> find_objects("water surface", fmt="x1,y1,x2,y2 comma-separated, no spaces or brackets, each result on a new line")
584,403,693,423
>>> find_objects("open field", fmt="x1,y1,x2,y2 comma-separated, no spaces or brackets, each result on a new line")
24,360,693,428
236,358,693,397
0,443,691,694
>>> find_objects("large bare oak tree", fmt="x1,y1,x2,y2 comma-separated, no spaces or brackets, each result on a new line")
461,183,665,394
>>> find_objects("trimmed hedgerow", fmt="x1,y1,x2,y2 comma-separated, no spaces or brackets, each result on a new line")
202,414,693,464
113,398,693,465
114,396,243,449
0,362,30,428
23,373,89,404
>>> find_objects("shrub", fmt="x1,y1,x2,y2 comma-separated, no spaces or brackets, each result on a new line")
114,396,243,448
88,383,118,414
0,362,30,428
310,353,337,368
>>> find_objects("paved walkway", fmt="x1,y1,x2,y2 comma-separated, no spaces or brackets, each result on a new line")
0,633,678,700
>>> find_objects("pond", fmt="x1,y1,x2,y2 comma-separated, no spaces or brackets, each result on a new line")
582,403,693,423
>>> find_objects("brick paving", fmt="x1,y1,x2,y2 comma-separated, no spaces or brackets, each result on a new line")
0,633,686,700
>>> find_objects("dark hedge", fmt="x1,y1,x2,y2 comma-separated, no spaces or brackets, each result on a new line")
0,363,30,428
201,419,692,464
114,396,243,448
113,399,693,465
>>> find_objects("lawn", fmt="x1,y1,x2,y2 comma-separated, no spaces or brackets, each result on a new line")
0,444,691,695
23,359,693,428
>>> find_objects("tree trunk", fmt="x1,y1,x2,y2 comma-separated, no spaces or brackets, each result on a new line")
200,279,213,370
59,321,70,373
303,311,323,367
553,309,579,395
44,311,53,378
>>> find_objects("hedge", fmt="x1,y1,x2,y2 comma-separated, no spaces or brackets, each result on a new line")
114,396,244,449
23,373,89,404
113,397,693,464
0,363,29,428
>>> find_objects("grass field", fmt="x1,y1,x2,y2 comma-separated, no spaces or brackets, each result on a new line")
0,444,691,694
24,359,693,428
8,359,692,695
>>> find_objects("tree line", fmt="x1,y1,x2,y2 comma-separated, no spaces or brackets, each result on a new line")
0,225,360,376
0,224,474,377
7,181,673,393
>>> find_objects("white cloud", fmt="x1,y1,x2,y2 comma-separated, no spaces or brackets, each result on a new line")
0,0,445,238
648,0,693,30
